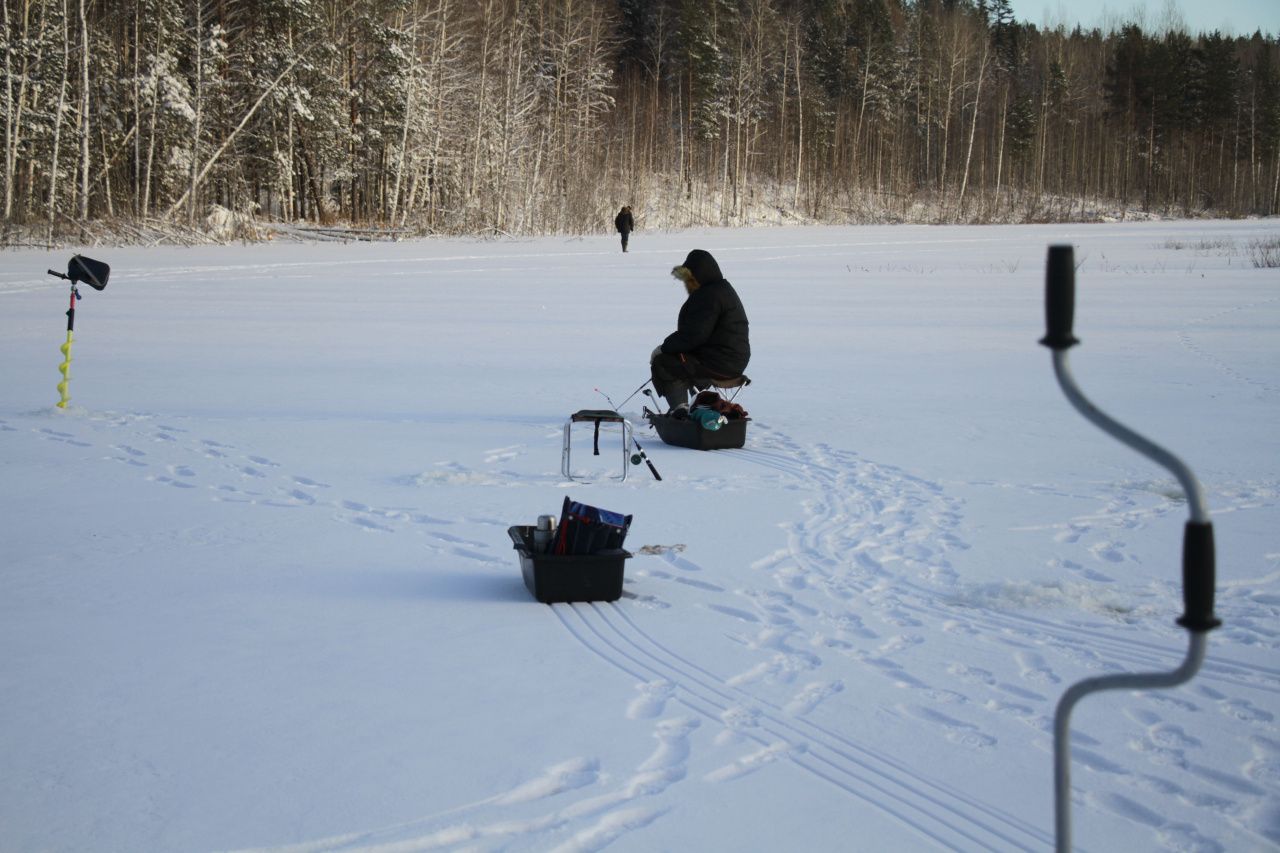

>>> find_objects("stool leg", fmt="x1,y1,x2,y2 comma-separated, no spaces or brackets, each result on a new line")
562,420,573,479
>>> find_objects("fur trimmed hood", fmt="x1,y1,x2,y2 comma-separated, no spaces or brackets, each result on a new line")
671,249,724,291
659,248,750,377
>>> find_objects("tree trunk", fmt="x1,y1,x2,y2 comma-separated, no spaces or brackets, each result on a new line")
77,0,89,221
2,0,20,219
957,42,987,215
187,0,202,224
994,88,1007,215
792,26,802,210
47,0,71,228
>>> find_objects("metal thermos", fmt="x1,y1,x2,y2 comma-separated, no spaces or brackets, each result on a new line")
533,514,557,553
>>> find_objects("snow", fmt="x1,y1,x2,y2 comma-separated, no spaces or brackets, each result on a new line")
2,220,1278,852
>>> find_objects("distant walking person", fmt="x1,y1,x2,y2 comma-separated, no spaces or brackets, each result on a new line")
650,249,750,412
614,206,634,252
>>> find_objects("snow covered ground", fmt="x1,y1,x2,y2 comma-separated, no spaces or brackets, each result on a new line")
2,220,1278,852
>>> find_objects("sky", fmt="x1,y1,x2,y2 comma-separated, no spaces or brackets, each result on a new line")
1006,0,1280,35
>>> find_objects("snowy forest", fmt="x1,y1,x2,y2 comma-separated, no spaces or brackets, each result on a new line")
3,0,1279,242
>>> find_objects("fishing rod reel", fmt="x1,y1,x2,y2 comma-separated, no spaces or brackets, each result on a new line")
1040,244,1220,852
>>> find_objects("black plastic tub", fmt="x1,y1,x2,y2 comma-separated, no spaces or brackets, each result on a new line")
508,526,629,603
647,412,748,450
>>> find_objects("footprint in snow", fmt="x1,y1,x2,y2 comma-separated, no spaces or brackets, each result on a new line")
783,680,844,716
1089,540,1127,563
718,704,762,737
727,651,820,688
292,475,330,488
637,717,699,774
1243,737,1280,787
704,741,800,783
619,590,671,610
213,485,256,503
1056,556,1115,583
773,564,810,591
704,604,760,624
627,680,675,720
1219,698,1274,725
110,445,148,467
673,577,725,592
1070,746,1132,775
824,611,876,639
492,757,601,806
948,663,997,686
1054,524,1086,544
995,681,1046,702
1015,650,1061,685
148,474,197,489
344,514,393,533
852,652,930,690
431,531,489,550
38,427,90,447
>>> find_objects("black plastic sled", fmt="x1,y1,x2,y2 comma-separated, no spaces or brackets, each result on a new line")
645,409,748,450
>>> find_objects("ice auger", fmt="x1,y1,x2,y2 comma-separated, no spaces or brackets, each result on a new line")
1039,244,1220,852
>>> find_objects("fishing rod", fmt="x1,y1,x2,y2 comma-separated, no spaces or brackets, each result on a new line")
611,378,652,412
595,387,662,481
1040,244,1220,852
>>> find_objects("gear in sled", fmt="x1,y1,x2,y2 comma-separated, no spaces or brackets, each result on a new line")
645,384,751,450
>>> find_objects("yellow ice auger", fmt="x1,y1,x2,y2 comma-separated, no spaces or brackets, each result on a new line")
48,255,110,409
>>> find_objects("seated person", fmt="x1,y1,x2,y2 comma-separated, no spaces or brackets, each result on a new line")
650,249,750,412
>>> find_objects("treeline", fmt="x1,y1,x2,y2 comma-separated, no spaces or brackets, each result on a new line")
3,0,1278,241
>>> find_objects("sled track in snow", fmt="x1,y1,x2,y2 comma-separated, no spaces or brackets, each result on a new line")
554,602,1051,852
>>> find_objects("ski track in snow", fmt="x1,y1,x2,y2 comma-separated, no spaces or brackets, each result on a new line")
18,403,1280,852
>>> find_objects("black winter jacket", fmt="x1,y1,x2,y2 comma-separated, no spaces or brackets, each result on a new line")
662,250,750,377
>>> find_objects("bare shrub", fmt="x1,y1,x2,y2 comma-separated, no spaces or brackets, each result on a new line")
1247,236,1280,268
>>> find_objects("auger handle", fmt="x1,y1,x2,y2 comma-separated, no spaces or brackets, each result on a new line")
1040,244,1079,351
1180,521,1221,632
